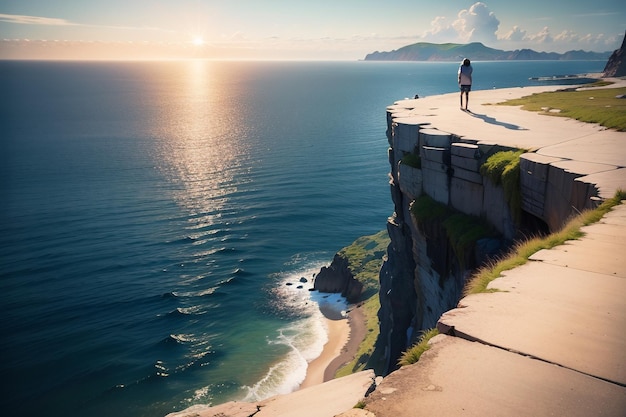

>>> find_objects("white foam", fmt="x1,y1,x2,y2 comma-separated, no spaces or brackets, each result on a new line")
242,263,348,402
243,313,327,401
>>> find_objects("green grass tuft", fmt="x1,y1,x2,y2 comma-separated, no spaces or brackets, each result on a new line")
338,230,390,300
480,149,525,223
464,190,625,295
411,195,495,269
401,152,421,169
398,328,439,367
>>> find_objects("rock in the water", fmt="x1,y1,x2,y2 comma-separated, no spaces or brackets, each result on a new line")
313,253,363,303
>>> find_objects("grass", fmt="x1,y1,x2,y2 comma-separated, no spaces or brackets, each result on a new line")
333,231,390,377
410,193,449,223
398,328,439,367
401,152,421,169
338,230,390,300
480,149,525,223
411,195,495,269
464,190,626,295
498,83,626,131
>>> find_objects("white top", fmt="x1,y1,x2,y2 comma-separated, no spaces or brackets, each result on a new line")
458,64,473,85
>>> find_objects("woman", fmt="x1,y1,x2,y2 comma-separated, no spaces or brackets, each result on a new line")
458,58,473,110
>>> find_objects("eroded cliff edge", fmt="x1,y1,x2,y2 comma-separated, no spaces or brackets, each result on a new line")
377,90,625,373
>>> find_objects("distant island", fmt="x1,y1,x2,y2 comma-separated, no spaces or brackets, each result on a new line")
363,42,611,62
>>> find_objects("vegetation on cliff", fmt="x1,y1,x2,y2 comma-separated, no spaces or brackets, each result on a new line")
398,328,439,367
332,231,390,377
411,195,496,271
400,152,421,169
498,84,626,131
464,190,626,295
480,149,524,223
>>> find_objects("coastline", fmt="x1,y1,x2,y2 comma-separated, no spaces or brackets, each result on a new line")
299,302,366,389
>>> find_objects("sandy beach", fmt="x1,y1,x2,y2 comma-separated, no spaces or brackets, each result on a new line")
299,302,367,389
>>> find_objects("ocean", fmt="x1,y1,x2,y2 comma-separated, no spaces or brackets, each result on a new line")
0,59,605,417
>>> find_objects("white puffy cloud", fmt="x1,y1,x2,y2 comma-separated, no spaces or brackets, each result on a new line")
422,2,500,44
527,26,553,44
452,2,500,43
500,25,527,42
422,16,458,42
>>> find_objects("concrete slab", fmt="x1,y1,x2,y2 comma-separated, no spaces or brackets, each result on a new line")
537,130,626,168
577,168,626,200
529,240,626,277
392,86,626,165
438,259,626,385
364,335,626,417
255,370,375,417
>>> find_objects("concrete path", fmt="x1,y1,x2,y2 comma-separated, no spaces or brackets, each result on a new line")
168,370,375,417
387,80,626,199
362,203,626,417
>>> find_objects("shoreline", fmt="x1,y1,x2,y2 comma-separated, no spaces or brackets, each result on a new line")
299,301,367,389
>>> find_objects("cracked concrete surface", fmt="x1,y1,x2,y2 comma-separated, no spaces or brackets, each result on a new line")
363,203,626,416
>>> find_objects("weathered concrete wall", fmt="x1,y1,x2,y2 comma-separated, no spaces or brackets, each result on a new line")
521,155,616,231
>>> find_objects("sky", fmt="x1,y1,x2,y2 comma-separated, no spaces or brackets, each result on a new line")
0,0,624,60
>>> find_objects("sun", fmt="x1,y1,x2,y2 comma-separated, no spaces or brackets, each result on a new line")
192,36,205,46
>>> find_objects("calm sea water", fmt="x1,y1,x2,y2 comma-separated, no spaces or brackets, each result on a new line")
0,60,605,417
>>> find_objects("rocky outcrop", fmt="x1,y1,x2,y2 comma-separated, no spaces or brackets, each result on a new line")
603,31,626,77
377,115,514,373
378,101,616,373
314,253,364,303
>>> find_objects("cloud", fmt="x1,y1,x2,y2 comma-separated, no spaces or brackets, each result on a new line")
499,25,527,42
0,13,78,26
423,16,458,42
0,12,173,34
418,2,618,53
453,2,500,43
526,26,553,44
422,2,500,44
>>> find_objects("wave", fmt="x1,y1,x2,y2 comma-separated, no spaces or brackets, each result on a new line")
160,333,196,346
242,314,327,402
163,285,221,299
161,291,179,299
242,263,348,402
166,306,206,317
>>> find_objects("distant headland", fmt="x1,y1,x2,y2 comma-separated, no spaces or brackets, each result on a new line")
363,41,611,62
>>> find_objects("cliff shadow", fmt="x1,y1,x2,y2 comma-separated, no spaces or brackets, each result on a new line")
464,109,528,130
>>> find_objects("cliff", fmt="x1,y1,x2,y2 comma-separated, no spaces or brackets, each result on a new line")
603,31,626,77
169,83,626,417
376,84,626,373
364,41,611,62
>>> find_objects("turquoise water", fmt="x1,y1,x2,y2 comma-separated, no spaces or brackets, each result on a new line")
0,60,605,416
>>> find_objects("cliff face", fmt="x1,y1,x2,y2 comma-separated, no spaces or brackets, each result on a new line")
377,102,607,374
378,116,517,374
603,31,626,77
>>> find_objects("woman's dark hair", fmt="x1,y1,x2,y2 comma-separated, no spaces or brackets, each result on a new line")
463,58,471,66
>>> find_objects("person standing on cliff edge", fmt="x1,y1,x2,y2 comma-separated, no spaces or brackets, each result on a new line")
458,58,473,110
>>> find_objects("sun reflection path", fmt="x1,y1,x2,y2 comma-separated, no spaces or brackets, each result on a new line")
151,61,254,235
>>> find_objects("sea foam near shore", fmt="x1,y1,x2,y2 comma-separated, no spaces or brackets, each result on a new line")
243,266,348,402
